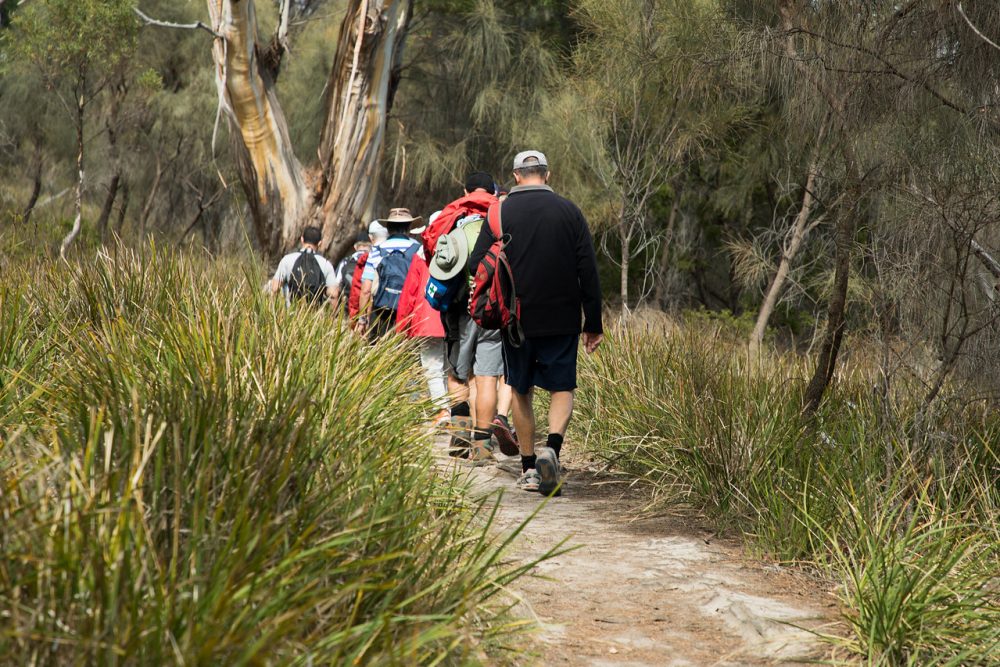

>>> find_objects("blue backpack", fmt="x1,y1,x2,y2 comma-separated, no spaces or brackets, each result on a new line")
373,243,419,311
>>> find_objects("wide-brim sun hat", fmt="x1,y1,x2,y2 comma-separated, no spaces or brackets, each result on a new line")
379,207,423,228
429,228,468,281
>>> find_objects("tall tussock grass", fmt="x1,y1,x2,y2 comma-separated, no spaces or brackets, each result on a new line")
577,321,999,664
0,247,530,664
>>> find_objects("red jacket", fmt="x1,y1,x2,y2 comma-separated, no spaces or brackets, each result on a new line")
396,254,445,338
421,190,498,257
348,251,369,318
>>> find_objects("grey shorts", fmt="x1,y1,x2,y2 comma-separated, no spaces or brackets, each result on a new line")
444,311,503,381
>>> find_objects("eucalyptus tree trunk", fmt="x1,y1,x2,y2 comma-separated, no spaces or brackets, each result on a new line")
316,0,411,253
208,0,309,256
207,0,412,258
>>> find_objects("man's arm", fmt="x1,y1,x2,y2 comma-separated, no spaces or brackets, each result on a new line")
356,251,378,325
322,259,340,308
358,280,373,318
574,207,603,351
469,213,498,271
270,257,291,295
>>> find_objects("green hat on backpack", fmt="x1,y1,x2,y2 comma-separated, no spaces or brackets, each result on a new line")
429,214,485,281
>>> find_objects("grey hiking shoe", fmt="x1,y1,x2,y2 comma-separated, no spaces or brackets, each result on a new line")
516,469,541,492
535,446,562,497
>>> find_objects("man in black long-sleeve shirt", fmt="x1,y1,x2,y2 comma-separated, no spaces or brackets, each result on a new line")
470,150,603,496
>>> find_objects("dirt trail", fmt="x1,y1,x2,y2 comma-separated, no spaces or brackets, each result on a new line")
441,448,840,666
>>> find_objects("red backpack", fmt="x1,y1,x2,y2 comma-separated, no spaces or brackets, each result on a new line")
469,202,524,347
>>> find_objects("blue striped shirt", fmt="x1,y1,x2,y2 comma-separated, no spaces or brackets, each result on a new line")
362,236,419,282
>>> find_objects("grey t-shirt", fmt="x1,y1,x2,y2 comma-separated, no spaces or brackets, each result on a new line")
273,249,338,303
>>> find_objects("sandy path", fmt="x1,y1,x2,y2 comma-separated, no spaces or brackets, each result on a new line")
441,449,840,666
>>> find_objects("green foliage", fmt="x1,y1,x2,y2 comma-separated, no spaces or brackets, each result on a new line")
575,321,1000,663
9,0,138,86
0,249,537,664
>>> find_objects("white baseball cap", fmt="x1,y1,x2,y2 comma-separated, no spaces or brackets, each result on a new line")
513,150,548,170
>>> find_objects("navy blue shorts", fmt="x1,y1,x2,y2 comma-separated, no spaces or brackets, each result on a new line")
503,334,579,395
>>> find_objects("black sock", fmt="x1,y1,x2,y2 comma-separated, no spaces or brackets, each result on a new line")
547,433,564,459
473,430,491,441
451,401,470,418
521,454,537,473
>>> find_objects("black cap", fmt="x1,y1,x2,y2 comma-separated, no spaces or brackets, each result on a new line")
355,228,370,244
465,171,496,195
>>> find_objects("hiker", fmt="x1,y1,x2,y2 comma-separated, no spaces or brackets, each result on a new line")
348,221,388,322
427,173,512,465
469,150,603,495
357,208,421,339
396,242,449,424
270,226,339,306
333,228,372,313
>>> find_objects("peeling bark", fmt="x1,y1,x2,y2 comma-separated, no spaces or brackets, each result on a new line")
207,0,412,259
209,0,310,257
316,0,413,255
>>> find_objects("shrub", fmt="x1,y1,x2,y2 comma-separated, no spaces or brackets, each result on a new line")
576,320,1000,664
0,247,534,664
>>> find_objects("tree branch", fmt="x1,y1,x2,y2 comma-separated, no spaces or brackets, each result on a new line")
957,2,1000,53
133,7,219,38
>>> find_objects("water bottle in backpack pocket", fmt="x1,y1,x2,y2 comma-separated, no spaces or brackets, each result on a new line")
373,244,419,311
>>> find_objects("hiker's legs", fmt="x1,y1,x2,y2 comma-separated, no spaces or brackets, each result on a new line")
468,376,479,425
472,326,504,433
419,338,448,414
474,375,499,433
548,391,575,437
497,378,512,418
512,389,536,457
368,308,395,342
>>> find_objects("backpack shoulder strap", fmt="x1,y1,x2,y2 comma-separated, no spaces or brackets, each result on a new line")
487,201,503,239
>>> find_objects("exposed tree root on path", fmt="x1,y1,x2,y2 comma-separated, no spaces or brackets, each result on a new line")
438,446,843,666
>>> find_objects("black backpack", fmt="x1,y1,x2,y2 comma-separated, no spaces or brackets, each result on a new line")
373,243,419,311
336,255,354,308
287,250,327,305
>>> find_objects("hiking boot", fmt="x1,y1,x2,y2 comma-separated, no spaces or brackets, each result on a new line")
516,469,541,492
448,415,472,459
491,414,519,456
467,439,496,467
535,446,562,497
433,409,451,429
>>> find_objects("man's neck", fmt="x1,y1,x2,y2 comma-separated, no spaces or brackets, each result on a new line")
301,244,319,252
510,182,553,194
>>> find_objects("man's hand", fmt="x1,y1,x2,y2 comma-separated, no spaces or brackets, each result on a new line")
583,332,603,355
